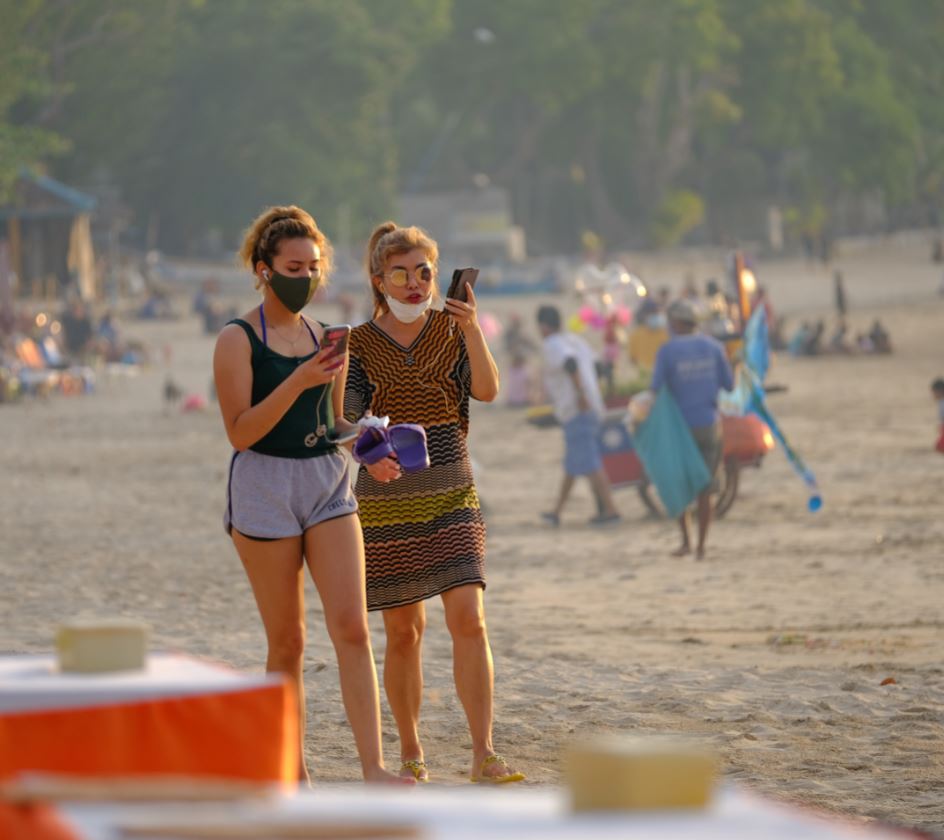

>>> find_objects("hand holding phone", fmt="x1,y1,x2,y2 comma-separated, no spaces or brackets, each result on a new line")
446,268,479,303
321,324,351,360
320,324,350,371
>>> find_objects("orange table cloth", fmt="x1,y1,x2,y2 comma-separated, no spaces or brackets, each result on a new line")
0,653,297,785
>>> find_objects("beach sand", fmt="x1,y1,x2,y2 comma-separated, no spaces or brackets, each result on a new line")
2,238,942,833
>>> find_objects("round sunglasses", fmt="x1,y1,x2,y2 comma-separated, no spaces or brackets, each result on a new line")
385,263,434,287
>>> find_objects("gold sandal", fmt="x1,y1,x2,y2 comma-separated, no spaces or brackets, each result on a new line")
470,754,525,784
400,759,429,783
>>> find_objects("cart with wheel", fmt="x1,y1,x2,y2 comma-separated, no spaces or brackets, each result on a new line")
599,409,774,518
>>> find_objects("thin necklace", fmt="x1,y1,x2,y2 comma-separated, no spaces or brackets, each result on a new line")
265,307,307,350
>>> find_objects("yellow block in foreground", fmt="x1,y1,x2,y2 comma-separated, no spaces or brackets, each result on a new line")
56,619,150,673
565,735,718,812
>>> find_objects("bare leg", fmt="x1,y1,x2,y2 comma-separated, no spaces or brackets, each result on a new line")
551,473,575,517
587,469,620,517
672,511,691,556
695,489,712,560
304,515,411,785
441,585,521,781
382,603,428,781
232,531,309,781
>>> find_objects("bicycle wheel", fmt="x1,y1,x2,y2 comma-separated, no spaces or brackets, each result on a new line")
713,459,739,519
636,458,739,519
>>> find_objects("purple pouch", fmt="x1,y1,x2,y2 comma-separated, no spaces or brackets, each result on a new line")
388,423,430,473
352,426,394,466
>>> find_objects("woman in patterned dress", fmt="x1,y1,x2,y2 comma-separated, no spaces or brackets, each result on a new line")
345,222,524,785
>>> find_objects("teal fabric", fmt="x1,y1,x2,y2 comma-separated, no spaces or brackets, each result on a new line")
634,387,711,518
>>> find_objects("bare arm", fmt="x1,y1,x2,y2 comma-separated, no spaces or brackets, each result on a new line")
444,285,500,402
330,350,361,445
564,356,590,413
213,323,343,451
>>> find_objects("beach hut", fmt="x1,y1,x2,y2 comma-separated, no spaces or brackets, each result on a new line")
0,169,97,301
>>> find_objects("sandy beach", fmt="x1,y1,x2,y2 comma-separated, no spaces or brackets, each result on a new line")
2,239,942,834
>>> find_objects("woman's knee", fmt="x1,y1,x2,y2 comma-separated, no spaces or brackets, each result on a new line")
445,604,487,641
268,623,306,665
327,609,371,648
385,611,426,652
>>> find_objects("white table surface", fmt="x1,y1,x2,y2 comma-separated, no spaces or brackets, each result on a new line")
57,785,912,840
0,653,278,714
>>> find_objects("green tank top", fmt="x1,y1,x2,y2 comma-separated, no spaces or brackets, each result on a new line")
229,318,337,459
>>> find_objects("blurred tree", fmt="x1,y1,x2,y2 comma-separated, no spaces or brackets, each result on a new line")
43,0,449,253
651,188,706,248
0,0,70,195
6,0,944,254
852,0,944,226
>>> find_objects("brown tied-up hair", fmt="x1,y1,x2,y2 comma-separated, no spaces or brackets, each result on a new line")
239,205,334,291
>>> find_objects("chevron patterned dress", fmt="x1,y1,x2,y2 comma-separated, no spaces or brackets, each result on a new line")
345,310,486,611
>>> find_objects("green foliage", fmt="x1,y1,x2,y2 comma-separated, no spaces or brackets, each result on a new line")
1,0,941,253
0,0,69,195
651,189,706,248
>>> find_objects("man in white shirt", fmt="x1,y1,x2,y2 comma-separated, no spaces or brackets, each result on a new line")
536,305,620,527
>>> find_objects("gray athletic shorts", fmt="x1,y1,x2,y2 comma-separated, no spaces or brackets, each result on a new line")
224,449,358,540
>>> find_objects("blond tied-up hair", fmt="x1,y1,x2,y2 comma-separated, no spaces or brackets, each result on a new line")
365,221,439,317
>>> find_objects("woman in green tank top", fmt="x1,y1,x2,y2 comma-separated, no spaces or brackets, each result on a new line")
212,205,411,787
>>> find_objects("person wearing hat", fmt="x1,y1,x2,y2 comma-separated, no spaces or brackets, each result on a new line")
651,299,734,559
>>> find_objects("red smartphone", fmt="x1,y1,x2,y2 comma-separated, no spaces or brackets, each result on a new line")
446,268,479,303
321,324,351,362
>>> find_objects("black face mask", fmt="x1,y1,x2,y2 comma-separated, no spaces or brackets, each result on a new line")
265,268,321,313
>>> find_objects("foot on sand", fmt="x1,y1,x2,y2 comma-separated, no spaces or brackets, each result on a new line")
671,544,691,557
365,767,417,785
470,753,525,784
399,758,429,783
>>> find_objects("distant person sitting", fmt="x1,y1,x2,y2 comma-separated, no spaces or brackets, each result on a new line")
138,288,174,320
95,310,126,361
827,319,851,355
60,299,94,360
932,377,944,454
802,320,825,356
504,352,534,408
503,313,539,407
787,322,810,357
868,319,892,354
768,315,788,352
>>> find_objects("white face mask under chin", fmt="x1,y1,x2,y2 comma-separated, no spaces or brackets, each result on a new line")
385,293,432,324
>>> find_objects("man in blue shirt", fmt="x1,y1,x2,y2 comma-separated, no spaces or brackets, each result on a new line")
651,299,734,559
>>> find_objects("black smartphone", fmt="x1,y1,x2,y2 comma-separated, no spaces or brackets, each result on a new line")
321,324,351,360
446,268,479,303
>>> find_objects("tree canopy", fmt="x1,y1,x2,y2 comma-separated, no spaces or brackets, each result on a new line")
2,0,942,255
